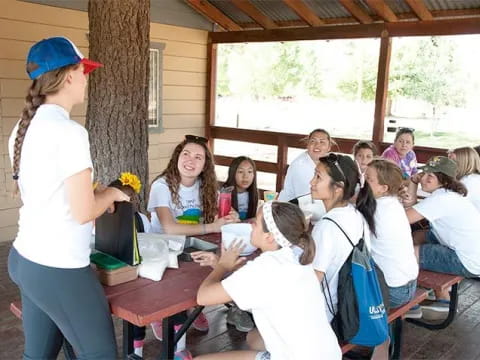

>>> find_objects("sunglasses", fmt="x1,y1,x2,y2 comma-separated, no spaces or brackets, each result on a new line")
324,153,346,182
398,127,415,133
185,134,208,144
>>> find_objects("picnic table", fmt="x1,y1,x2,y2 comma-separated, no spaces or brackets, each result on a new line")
107,232,221,359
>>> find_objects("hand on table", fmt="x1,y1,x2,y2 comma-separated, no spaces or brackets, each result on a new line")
191,251,219,268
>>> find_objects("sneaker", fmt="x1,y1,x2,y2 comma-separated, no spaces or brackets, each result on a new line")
150,321,163,341
226,306,254,332
174,349,193,360
404,304,423,319
192,312,209,332
133,340,144,358
421,300,450,321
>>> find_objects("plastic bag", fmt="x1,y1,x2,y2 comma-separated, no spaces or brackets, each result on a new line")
137,234,170,281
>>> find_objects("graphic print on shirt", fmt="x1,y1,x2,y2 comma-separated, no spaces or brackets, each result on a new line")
176,198,202,224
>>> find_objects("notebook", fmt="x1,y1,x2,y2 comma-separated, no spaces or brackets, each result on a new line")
95,202,141,266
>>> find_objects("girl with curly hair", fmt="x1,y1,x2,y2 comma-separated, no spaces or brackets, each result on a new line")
148,135,236,235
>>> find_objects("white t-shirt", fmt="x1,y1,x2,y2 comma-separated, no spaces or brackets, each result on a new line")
371,196,418,287
222,247,341,360
461,173,480,212
278,151,315,201
137,212,152,233
236,191,249,220
8,104,93,268
413,189,480,276
147,177,202,233
312,203,371,321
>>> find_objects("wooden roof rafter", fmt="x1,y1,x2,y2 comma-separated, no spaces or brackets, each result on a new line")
282,0,324,26
339,0,374,24
364,0,398,22
185,0,243,31
231,0,279,29
404,0,434,21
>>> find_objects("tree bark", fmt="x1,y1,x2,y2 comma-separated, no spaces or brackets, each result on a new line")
86,0,150,209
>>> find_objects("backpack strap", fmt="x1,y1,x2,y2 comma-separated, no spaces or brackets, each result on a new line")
323,217,355,248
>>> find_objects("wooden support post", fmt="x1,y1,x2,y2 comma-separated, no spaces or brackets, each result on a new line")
276,135,288,192
372,32,392,146
206,41,217,154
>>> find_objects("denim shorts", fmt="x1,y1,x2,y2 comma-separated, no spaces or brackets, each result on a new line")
388,279,417,308
255,351,271,360
419,230,477,278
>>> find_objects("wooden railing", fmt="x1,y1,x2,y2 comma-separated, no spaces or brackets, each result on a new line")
210,125,446,192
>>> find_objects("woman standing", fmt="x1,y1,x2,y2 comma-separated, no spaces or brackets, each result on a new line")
8,37,128,359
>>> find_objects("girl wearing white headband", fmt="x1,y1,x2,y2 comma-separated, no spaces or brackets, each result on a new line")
195,201,341,360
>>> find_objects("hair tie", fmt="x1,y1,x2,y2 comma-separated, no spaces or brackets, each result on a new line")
262,202,292,248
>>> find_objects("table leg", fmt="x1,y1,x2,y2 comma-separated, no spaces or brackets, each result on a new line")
123,320,134,359
406,283,459,330
389,318,403,360
160,316,176,360
174,306,204,343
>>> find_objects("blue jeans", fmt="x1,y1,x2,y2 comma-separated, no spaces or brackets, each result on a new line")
419,230,477,278
388,279,417,308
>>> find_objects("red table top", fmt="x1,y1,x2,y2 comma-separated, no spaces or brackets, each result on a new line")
106,233,221,326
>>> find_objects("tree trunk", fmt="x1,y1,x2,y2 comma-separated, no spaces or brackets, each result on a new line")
86,0,150,209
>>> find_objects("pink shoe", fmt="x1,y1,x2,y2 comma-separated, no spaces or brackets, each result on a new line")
150,321,163,340
192,312,209,332
174,349,193,360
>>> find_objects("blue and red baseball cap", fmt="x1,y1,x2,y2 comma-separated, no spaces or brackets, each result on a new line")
26,36,103,80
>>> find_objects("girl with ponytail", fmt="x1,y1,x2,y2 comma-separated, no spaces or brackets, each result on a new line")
194,201,341,360
8,37,128,359
309,153,377,320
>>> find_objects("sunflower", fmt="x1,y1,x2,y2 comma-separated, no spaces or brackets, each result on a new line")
119,172,142,194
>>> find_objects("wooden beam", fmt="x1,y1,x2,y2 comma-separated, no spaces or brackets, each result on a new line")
339,0,374,24
205,42,217,152
372,33,392,145
282,0,324,26
404,0,433,21
276,136,288,191
186,0,243,31
365,0,398,22
209,17,480,43
215,155,278,173
231,0,279,29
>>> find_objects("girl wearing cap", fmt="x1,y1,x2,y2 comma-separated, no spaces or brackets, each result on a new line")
195,201,342,360
8,37,128,359
405,156,480,318
278,128,334,202
382,128,418,178
447,147,480,212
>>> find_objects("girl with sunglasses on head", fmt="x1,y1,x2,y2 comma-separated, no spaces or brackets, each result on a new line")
147,135,237,357
194,201,341,360
310,154,391,358
382,128,418,179
8,37,129,359
310,153,377,314
148,135,237,236
278,128,334,202
404,156,480,319
447,146,480,212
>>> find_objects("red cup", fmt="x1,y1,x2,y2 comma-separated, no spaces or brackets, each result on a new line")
218,192,232,218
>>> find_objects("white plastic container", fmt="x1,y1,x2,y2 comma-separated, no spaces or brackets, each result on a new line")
221,223,257,256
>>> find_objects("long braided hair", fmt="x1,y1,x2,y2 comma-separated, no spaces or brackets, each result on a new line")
12,63,78,194
151,138,218,223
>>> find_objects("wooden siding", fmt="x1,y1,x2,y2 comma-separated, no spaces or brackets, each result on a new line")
0,0,208,242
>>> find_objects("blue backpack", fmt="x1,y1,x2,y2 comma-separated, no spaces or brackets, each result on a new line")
322,217,389,347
